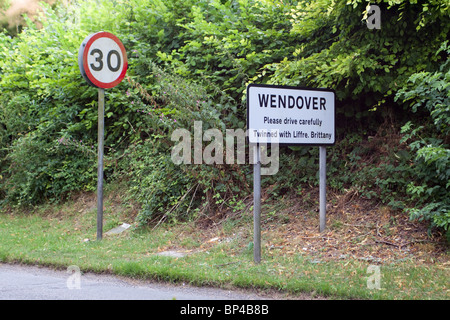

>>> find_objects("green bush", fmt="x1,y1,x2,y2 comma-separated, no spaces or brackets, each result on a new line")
2,132,96,206
267,0,449,116
124,142,194,225
395,41,450,237
0,3,142,205
0,0,448,236
0,7,95,205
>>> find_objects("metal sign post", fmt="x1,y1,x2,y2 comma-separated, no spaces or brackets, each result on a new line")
319,146,326,233
97,88,105,240
78,31,128,241
253,144,261,264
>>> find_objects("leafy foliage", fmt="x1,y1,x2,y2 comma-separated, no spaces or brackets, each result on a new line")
395,41,450,236
0,0,448,237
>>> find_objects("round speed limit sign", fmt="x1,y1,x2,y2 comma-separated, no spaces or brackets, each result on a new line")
78,31,128,89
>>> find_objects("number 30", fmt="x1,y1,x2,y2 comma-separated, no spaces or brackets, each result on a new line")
90,49,121,72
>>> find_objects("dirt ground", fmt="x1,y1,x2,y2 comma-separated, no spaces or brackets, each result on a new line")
193,189,449,266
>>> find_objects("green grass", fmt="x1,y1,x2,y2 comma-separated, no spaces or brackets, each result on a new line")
0,196,448,300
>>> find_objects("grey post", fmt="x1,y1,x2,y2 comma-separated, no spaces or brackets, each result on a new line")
97,88,105,241
319,146,326,232
253,144,261,263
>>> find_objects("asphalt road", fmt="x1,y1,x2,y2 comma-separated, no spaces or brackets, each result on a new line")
0,263,273,300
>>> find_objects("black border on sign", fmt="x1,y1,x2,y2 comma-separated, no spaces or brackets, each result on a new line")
78,33,96,87
246,83,336,147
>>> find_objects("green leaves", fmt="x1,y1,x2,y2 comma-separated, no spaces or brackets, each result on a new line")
395,41,450,235
269,0,449,117
0,0,448,239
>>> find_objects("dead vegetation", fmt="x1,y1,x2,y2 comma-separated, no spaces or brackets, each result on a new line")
250,190,447,265
183,185,448,266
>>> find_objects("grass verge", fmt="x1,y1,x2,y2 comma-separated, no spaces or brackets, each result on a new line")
0,190,448,300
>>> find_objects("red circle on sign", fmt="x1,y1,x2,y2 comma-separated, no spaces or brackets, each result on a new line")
82,32,128,89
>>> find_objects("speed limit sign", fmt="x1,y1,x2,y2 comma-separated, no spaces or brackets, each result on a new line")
78,31,128,88
77,31,128,241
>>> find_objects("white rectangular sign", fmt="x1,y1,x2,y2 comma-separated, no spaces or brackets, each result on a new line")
247,84,336,145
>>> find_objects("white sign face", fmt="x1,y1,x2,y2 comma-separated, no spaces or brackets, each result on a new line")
78,32,128,89
247,84,335,145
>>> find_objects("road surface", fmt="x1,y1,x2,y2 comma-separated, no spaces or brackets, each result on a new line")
0,263,275,300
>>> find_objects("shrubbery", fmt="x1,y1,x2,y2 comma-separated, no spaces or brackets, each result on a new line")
395,41,450,237
0,0,448,237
